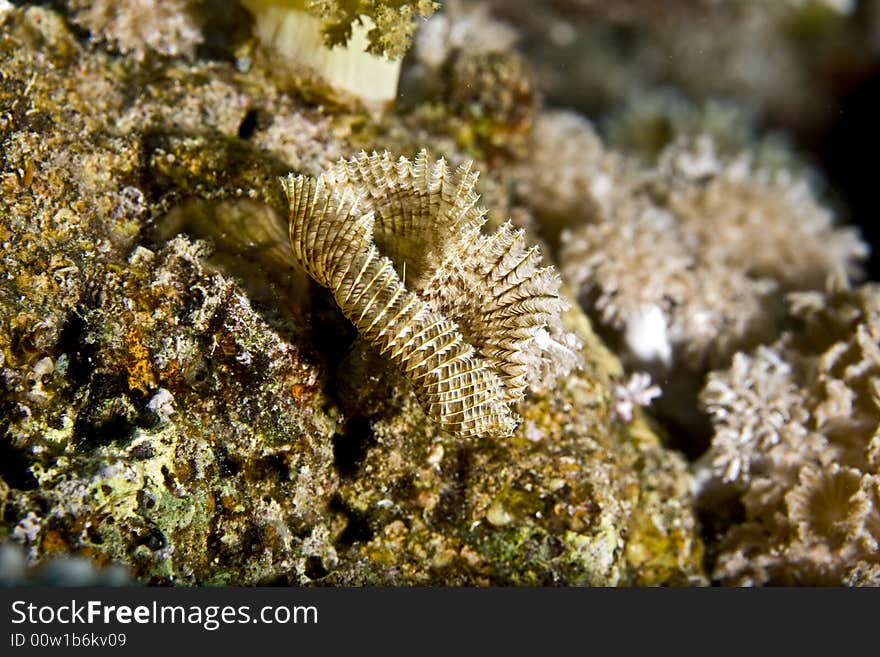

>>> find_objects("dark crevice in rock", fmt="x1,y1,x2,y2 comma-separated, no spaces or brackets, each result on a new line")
55,312,95,389
333,414,375,480
331,496,374,548
0,436,39,491
304,555,329,580
237,109,259,139
72,373,139,451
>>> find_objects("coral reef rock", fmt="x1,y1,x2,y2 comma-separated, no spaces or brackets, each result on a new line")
0,5,704,586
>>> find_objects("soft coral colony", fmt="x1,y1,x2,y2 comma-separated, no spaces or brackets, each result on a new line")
539,115,879,583
697,280,880,585
557,134,866,375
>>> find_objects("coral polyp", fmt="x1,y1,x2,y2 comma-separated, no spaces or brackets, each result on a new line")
283,150,577,439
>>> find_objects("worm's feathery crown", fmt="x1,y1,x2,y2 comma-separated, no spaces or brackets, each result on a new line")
284,150,570,438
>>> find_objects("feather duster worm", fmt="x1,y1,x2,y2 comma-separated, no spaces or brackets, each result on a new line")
283,150,575,438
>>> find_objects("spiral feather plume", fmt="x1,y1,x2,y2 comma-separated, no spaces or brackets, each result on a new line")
283,150,574,438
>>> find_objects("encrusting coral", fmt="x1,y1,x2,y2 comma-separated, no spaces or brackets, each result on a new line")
284,150,579,439
697,278,880,585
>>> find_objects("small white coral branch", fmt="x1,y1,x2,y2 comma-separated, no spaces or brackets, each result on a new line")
612,372,661,423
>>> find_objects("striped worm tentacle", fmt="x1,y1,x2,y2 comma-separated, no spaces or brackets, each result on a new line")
283,169,517,439
283,151,576,439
